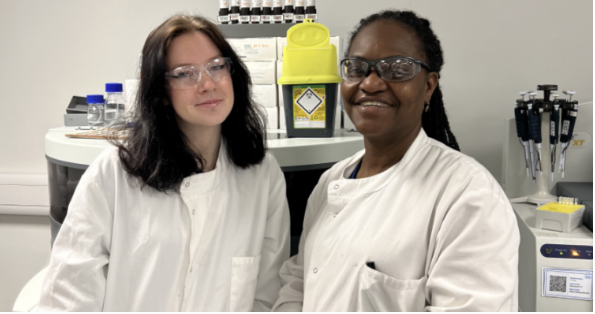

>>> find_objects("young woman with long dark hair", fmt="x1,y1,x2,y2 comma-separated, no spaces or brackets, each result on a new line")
40,15,289,311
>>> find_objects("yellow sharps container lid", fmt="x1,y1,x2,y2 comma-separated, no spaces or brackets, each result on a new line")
277,20,342,85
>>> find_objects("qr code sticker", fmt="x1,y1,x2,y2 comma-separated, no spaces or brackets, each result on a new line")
550,275,567,292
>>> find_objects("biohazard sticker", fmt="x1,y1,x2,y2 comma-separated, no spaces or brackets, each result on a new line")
293,85,326,129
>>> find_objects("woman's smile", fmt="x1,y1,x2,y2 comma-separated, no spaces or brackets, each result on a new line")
195,99,222,109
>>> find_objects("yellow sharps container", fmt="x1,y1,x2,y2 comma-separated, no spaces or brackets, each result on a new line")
277,20,342,138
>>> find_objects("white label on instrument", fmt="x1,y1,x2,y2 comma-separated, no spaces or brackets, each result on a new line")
542,268,593,300
283,13,294,20
230,13,240,20
252,0,262,6
241,1,250,8
232,0,240,6
550,121,555,136
296,0,305,5
263,0,272,6
218,15,231,22
239,15,251,22
273,0,282,7
220,0,229,8
273,15,283,21
306,0,316,5
294,14,305,21
251,15,261,22
262,15,271,21
284,0,293,5
305,13,317,20
570,111,577,117
562,120,570,135
569,132,592,149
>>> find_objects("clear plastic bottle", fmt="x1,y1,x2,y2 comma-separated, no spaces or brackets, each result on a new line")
87,94,105,128
105,83,126,127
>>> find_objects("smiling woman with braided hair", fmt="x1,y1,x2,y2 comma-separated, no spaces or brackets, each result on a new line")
273,10,519,312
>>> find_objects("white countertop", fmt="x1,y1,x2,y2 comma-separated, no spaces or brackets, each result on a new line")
45,127,364,170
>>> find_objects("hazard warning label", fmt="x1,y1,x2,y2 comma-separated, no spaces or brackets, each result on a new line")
292,85,326,129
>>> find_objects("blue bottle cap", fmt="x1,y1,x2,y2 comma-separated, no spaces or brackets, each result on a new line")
105,83,123,93
86,94,105,104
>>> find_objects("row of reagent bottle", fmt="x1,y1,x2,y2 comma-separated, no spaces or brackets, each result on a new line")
219,0,316,25
86,83,127,128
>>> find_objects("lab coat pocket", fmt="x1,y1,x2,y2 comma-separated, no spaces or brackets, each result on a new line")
357,265,427,312
230,255,262,312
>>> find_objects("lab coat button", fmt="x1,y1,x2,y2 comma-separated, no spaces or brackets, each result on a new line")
192,209,196,215
313,267,318,273
190,267,193,273
185,182,190,187
334,185,339,189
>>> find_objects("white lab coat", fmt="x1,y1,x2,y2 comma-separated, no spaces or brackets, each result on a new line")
39,143,290,311
273,130,520,312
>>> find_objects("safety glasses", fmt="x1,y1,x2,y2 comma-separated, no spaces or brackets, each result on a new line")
165,57,233,89
340,56,431,83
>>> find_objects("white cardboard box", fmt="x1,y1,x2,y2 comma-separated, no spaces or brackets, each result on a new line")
278,84,287,130
253,84,277,108
330,36,343,60
279,103,286,130
276,37,287,61
276,60,283,83
245,60,276,84
257,105,279,129
343,105,356,130
334,94,342,130
227,38,277,60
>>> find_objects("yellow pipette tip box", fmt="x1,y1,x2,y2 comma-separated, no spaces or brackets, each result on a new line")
535,202,586,233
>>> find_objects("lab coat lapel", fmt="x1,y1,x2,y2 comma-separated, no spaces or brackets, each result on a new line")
185,142,230,286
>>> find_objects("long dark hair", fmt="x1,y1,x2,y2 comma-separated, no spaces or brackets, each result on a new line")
114,15,266,192
346,10,460,151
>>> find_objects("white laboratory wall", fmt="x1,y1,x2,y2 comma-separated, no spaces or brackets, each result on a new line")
0,0,592,310
0,0,592,178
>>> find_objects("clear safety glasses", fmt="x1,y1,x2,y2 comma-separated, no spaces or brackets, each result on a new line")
340,56,431,83
165,57,232,89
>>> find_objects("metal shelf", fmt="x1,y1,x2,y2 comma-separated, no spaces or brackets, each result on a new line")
218,23,293,38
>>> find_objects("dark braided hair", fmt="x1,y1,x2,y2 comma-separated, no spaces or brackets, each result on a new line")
346,10,460,151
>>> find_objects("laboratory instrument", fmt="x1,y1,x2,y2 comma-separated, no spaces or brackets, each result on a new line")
559,90,578,179
514,93,531,179
550,94,559,180
511,84,581,204
514,182,593,312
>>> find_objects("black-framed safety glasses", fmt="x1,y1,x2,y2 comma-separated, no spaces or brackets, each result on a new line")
340,56,431,83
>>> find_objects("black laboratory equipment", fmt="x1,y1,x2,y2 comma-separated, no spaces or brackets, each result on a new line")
514,85,579,184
